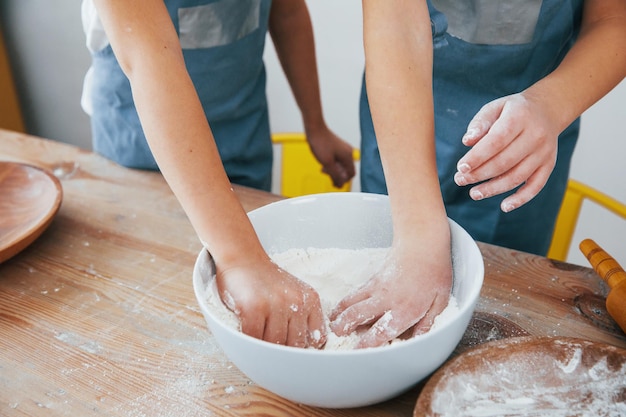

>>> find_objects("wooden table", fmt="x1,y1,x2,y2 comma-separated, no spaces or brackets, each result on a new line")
1,129,625,417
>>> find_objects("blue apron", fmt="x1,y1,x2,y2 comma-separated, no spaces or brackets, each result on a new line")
359,0,584,255
89,0,273,191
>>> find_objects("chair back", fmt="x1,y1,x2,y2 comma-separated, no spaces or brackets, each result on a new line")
272,132,360,197
548,179,626,261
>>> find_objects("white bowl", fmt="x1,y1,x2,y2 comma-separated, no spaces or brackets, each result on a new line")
193,192,484,408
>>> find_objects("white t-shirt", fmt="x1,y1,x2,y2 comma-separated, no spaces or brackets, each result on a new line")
80,0,109,116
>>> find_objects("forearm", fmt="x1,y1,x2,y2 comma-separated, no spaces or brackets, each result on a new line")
269,0,326,134
362,0,446,241
524,0,626,132
132,69,265,266
94,0,266,267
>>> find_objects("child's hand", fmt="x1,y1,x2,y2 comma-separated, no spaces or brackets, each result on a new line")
215,259,327,349
307,128,356,189
328,235,452,348
454,92,561,212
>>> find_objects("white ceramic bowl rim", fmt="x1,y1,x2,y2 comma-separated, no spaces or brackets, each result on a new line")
192,192,485,408
193,192,484,355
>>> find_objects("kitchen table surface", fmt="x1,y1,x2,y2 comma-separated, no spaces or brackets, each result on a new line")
1,129,625,417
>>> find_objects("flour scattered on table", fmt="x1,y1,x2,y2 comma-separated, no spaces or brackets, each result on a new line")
204,247,458,350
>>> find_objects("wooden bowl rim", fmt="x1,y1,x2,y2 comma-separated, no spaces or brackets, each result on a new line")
414,335,626,416
0,161,63,263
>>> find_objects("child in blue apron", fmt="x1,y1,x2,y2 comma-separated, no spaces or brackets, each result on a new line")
329,0,626,349
82,0,354,192
359,0,625,257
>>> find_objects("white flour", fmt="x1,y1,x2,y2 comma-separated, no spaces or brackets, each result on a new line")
204,247,459,350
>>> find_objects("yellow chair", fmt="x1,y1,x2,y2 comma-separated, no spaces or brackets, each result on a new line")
0,27,25,132
548,179,626,261
272,132,360,197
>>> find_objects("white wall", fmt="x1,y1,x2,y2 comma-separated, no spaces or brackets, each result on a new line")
1,0,92,149
3,0,624,266
265,0,363,146
264,1,364,193
566,80,626,267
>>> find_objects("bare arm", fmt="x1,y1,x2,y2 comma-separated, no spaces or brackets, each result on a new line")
362,0,443,219
93,0,251,264
456,0,626,211
527,0,626,130
92,0,326,348
269,0,355,187
330,0,452,348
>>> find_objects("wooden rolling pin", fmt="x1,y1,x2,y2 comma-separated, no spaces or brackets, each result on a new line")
579,239,626,334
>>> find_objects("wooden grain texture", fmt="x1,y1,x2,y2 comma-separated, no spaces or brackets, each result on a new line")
1,129,625,417
0,162,62,262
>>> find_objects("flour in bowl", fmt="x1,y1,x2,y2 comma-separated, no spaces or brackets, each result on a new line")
204,247,459,350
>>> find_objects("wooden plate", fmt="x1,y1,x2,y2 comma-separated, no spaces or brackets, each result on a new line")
0,161,63,263
414,336,626,417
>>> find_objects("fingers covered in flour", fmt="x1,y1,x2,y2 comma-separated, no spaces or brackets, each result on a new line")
216,258,327,349
329,293,380,336
329,229,453,349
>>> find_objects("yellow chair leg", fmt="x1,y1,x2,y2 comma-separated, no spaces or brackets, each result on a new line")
548,185,584,261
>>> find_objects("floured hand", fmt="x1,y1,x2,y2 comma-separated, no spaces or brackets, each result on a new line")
328,235,452,349
454,92,561,212
216,258,327,349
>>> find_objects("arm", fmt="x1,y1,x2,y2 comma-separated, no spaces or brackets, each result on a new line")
92,0,326,348
330,0,452,348
455,0,626,212
268,0,355,187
